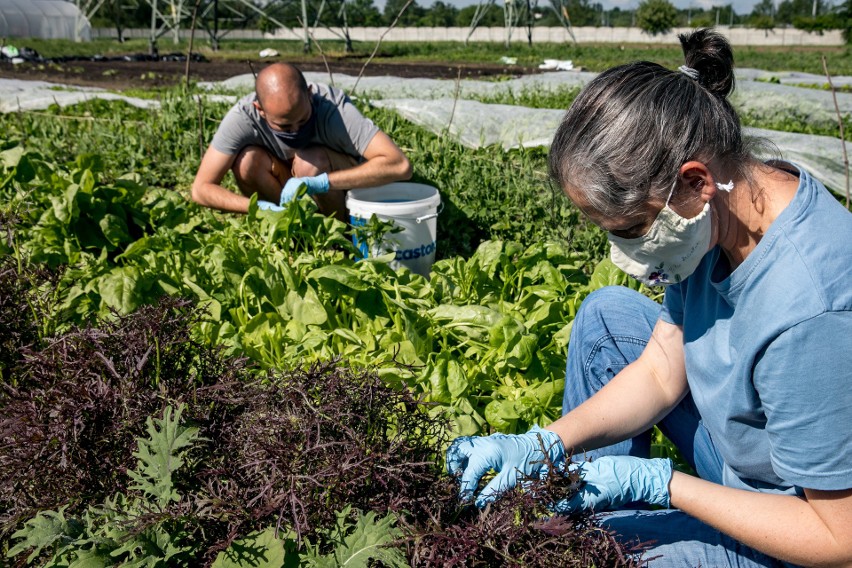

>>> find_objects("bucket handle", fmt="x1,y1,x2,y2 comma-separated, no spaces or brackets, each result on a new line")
415,201,444,224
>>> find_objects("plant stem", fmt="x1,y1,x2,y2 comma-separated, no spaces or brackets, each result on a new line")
821,55,850,209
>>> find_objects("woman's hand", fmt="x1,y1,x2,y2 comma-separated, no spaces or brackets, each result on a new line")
446,426,565,508
553,456,673,513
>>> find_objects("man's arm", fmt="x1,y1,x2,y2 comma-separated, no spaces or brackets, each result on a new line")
672,477,852,567
191,146,252,214
325,131,412,191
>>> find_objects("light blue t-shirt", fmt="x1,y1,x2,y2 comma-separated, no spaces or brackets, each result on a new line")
660,164,852,494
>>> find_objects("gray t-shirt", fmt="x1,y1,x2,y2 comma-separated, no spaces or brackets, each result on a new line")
210,82,380,162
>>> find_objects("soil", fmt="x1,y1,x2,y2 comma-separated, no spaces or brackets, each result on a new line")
0,56,540,90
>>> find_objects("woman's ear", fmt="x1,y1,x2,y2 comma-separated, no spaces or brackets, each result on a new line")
679,161,716,203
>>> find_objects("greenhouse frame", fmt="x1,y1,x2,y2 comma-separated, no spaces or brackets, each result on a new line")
0,0,91,41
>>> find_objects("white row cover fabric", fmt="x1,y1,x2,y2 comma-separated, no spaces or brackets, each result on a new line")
372,97,850,198
201,70,599,100
204,70,852,129
3,71,847,199
0,0,91,41
373,98,564,149
0,78,158,112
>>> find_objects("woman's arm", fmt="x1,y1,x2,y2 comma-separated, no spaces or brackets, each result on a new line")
548,318,690,454
445,317,691,504
672,475,852,567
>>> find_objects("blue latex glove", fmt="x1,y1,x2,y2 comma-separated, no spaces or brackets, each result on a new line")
446,426,565,508
257,199,284,212
554,456,673,514
279,173,330,206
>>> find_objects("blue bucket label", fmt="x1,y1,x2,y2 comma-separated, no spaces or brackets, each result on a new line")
349,215,370,260
350,215,437,263
395,241,436,260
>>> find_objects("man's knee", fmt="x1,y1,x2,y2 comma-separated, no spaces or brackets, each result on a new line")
231,146,287,202
232,147,273,196
292,147,332,177
232,146,269,186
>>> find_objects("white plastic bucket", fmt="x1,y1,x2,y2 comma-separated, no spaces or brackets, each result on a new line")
346,182,442,277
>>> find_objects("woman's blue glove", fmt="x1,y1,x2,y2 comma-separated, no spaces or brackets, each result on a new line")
279,173,330,205
257,200,284,212
445,426,565,508
553,456,673,514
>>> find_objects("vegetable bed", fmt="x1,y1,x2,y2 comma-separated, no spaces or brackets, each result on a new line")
0,89,647,566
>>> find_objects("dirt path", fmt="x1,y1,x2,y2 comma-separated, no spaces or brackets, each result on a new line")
0,57,538,90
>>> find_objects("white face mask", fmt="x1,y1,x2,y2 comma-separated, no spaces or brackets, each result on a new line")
607,180,732,286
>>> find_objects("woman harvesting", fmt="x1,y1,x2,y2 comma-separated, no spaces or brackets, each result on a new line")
446,28,852,567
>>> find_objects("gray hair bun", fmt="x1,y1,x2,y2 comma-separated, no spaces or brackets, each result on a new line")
678,28,735,99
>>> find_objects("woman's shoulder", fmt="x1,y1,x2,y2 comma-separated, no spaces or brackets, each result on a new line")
765,170,852,312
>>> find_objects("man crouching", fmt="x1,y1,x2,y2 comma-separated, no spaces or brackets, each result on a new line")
191,62,412,222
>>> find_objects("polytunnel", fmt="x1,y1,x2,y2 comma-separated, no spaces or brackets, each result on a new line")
0,0,91,41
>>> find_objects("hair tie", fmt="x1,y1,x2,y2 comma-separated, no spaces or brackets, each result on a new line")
678,65,700,81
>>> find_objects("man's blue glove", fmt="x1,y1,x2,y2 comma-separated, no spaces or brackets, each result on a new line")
257,200,284,212
446,426,565,508
553,456,673,514
279,173,330,206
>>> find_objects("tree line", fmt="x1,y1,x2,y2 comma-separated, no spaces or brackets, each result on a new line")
91,0,852,41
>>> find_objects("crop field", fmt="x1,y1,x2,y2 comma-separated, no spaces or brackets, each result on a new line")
15,37,852,75
1,39,849,566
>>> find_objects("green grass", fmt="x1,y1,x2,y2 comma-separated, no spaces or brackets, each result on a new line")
16,37,852,75
471,86,582,110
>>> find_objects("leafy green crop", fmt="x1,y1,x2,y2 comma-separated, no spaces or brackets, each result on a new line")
8,404,411,567
0,85,667,566
210,510,408,568
0,142,610,436
7,405,200,567
1,297,642,567
302,506,408,568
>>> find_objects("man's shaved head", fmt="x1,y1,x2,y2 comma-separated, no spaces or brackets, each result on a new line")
255,63,309,109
